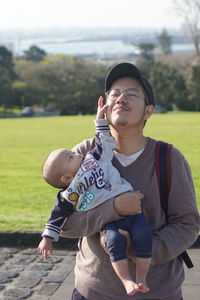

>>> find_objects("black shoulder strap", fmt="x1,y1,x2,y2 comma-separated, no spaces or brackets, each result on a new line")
155,141,194,269
155,141,172,212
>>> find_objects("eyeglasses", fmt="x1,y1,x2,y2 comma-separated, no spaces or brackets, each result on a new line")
105,88,145,102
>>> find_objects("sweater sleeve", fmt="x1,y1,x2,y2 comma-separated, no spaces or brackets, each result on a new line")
151,148,200,265
60,198,121,238
42,191,73,241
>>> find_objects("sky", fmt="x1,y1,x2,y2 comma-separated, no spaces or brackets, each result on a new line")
0,0,183,30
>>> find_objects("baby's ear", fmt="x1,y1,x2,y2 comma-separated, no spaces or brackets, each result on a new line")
61,174,73,186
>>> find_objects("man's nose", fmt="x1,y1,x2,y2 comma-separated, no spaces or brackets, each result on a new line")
115,92,127,103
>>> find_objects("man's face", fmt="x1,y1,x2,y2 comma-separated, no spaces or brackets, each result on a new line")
106,77,152,130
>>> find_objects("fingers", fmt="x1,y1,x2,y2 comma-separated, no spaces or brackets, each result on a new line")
43,249,53,260
38,245,53,260
43,250,48,260
135,190,144,198
118,229,132,252
98,96,104,108
96,96,109,120
100,231,106,247
118,229,131,245
132,191,144,200
42,249,53,260
118,229,129,238
99,231,109,254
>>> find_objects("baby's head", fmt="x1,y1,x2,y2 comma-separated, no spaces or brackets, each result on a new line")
42,148,84,188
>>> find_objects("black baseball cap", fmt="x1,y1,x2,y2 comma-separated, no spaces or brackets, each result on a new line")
105,62,155,106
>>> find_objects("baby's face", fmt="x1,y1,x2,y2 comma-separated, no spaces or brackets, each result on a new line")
59,149,84,177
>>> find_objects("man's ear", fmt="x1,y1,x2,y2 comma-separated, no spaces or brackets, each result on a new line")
61,174,73,186
144,105,154,120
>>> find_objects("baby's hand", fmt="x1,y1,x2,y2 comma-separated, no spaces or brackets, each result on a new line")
38,237,53,260
96,96,109,120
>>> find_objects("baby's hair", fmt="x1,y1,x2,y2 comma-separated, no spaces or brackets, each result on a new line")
41,149,67,189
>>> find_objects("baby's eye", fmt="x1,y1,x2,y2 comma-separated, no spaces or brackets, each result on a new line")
69,155,73,160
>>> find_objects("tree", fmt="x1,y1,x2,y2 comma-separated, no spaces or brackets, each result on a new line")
173,0,200,56
0,46,16,107
185,59,200,111
39,56,106,115
12,81,29,107
132,42,156,60
15,55,107,114
157,29,172,55
137,60,187,110
22,45,47,62
14,59,46,106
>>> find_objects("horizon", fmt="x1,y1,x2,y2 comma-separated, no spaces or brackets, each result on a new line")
0,25,180,32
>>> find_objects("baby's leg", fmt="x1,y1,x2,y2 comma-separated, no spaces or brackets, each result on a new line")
104,222,139,296
135,257,151,293
130,213,152,293
111,259,139,296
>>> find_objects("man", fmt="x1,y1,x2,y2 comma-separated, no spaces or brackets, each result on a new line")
61,62,200,300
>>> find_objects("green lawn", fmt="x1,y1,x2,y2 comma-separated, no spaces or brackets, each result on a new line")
0,112,199,232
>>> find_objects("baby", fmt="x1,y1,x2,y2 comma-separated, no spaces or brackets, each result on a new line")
38,97,152,295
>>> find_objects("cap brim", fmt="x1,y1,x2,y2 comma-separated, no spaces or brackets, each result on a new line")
105,63,143,92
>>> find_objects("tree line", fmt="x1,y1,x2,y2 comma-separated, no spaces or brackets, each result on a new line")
0,43,200,114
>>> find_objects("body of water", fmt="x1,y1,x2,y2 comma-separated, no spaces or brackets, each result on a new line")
16,38,195,57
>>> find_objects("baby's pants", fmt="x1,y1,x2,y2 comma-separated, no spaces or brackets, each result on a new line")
104,213,152,262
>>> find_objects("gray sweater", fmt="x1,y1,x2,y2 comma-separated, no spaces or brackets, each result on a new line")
61,137,200,300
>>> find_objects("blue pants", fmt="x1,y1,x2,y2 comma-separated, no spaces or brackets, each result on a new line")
104,213,152,262
71,288,88,299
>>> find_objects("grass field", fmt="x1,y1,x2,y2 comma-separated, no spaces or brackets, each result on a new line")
0,112,199,232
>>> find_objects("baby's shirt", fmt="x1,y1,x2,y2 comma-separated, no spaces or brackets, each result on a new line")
42,119,132,241
61,119,133,211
